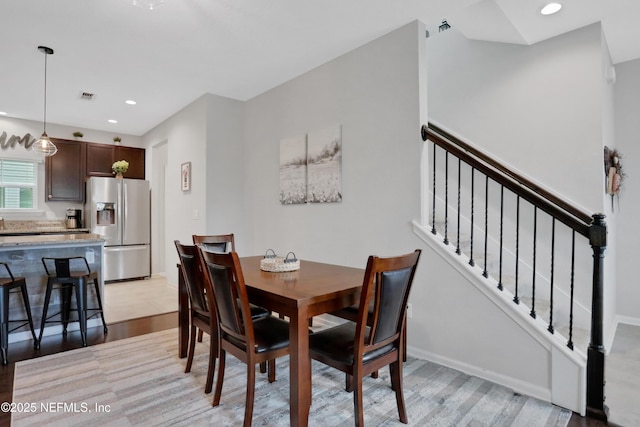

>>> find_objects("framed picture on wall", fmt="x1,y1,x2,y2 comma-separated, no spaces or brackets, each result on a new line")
181,161,191,192
279,134,307,204
307,124,342,203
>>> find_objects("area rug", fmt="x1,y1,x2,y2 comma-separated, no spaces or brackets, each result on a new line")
12,328,571,426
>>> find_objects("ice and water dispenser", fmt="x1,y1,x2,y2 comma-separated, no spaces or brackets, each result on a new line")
95,202,115,226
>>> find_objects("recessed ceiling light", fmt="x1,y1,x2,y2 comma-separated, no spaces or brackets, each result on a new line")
125,100,137,105
0,111,7,116
541,3,562,15
108,119,118,124
132,0,165,10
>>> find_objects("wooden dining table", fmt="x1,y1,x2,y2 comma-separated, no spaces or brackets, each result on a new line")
178,255,365,427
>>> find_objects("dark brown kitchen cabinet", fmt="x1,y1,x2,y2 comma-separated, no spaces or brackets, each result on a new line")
46,138,86,202
86,143,115,177
114,146,145,179
46,138,146,203
85,143,145,180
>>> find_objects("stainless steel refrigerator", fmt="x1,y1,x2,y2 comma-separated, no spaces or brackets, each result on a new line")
85,177,151,281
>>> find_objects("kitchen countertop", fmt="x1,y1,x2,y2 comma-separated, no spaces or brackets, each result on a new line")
0,233,104,247
0,228,91,235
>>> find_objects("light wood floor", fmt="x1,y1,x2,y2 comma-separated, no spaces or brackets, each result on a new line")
37,274,636,427
605,323,640,426
103,275,177,324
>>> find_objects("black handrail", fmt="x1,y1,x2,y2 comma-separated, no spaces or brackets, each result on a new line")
422,124,592,237
421,123,608,422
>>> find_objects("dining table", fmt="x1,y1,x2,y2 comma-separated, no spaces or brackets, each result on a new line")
178,255,365,427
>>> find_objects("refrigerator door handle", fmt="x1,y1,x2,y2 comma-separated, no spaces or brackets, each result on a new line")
117,180,123,243
122,181,126,239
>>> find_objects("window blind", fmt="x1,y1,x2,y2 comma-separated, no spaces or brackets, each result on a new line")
0,159,36,209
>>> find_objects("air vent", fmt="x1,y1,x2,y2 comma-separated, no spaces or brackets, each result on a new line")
80,92,95,100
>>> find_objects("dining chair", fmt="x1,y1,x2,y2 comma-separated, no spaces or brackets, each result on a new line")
192,233,271,376
193,234,270,322
198,249,291,427
308,249,421,426
174,240,218,394
191,234,236,344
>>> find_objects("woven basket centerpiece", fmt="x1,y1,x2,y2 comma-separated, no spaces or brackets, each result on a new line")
260,249,300,272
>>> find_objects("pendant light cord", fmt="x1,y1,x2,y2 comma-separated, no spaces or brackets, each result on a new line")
43,50,48,134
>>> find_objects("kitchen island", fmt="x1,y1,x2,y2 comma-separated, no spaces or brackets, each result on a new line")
0,233,105,344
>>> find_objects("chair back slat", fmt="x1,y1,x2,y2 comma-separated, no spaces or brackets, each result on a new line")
54,259,71,278
193,234,235,253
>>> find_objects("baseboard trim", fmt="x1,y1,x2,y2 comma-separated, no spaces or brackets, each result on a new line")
407,343,551,404
615,315,640,327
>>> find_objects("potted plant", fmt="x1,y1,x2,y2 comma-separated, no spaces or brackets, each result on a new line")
73,131,83,139
113,136,122,145
112,160,129,178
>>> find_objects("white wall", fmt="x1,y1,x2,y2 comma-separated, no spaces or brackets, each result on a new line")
426,24,605,215
142,93,247,283
143,95,208,284
243,21,425,266
203,94,248,250
614,58,640,323
600,30,618,343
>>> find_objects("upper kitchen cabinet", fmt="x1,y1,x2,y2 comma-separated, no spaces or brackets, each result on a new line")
114,146,145,180
46,139,146,203
85,142,145,180
46,138,86,202
86,143,115,177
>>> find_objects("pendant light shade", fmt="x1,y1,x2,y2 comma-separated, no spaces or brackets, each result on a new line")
32,46,58,156
32,132,58,156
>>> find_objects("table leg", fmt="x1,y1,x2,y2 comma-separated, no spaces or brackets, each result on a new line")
178,264,189,358
289,305,311,427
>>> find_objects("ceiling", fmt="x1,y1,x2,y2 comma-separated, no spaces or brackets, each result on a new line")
1,0,638,136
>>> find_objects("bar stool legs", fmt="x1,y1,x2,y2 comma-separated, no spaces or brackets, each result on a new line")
0,263,38,365
38,257,108,347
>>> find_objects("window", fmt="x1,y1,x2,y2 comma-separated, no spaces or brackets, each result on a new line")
0,159,37,209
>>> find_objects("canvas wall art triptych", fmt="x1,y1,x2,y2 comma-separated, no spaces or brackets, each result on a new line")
279,124,342,205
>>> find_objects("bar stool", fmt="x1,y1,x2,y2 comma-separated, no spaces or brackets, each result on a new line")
38,257,108,347
0,262,38,365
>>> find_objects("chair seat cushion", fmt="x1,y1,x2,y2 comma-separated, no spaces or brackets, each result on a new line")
226,316,290,354
309,322,394,365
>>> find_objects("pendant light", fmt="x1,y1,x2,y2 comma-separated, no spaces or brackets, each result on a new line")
32,45,58,156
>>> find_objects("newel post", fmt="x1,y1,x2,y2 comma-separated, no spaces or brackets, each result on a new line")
586,213,608,421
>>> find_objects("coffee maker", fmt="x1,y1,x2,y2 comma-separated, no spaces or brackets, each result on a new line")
66,208,82,229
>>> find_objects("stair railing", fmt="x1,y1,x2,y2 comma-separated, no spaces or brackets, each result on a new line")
421,123,608,421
